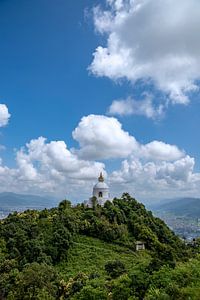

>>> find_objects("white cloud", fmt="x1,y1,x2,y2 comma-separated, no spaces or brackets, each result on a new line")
0,112,198,202
72,114,184,162
155,156,194,183
108,96,164,119
90,0,200,104
72,114,138,159
110,155,200,201
0,137,105,200
17,136,105,179
140,141,184,161
0,104,11,127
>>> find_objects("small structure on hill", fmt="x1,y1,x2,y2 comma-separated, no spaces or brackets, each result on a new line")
136,241,145,251
86,172,110,207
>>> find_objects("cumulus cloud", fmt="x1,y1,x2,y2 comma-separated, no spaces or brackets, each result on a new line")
70,114,200,200
72,114,138,159
17,136,105,179
140,141,184,161
90,0,200,104
72,114,184,162
0,112,199,201
0,104,11,127
108,96,164,119
110,155,200,200
155,155,194,183
0,137,105,199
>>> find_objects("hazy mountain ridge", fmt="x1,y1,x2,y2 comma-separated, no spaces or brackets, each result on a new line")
151,197,200,218
0,192,58,213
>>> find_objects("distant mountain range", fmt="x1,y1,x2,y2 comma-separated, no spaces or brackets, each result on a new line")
0,192,59,214
1,193,200,220
150,197,200,218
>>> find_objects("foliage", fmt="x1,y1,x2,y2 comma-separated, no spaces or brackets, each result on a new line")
7,262,58,299
105,260,126,278
71,285,107,300
0,193,198,299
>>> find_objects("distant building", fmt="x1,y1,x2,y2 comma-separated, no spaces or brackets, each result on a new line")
86,172,110,207
136,241,145,251
185,238,198,247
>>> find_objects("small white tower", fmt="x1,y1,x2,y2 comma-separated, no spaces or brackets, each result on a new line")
87,172,110,207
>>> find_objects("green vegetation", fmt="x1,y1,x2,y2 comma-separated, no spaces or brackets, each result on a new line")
57,235,150,281
0,193,200,299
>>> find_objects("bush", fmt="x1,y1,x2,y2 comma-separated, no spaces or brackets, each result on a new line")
105,260,126,279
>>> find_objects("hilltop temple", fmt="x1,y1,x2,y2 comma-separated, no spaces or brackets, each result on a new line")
86,172,110,207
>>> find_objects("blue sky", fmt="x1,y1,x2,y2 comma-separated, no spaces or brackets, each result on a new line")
0,0,200,202
0,0,131,162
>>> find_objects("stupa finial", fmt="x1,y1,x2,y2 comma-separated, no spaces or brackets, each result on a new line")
98,172,104,182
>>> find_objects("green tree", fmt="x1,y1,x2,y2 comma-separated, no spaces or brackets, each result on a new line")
7,262,58,299
105,260,126,279
111,274,132,300
72,285,107,300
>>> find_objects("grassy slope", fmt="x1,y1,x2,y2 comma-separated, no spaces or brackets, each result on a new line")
57,235,151,280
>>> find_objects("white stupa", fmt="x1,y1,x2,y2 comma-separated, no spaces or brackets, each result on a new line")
87,172,110,207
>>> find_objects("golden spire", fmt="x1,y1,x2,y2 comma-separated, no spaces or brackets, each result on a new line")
98,172,104,182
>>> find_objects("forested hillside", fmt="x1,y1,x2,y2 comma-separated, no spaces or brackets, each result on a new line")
0,193,200,299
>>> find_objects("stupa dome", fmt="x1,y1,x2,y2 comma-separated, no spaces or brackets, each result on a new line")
93,181,109,189
86,172,111,207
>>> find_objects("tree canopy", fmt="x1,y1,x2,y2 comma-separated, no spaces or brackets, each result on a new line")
0,193,199,299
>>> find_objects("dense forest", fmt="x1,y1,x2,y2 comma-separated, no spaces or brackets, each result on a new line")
0,193,200,299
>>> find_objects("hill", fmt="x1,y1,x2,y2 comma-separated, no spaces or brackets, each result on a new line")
0,193,199,299
151,197,200,217
0,192,58,217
